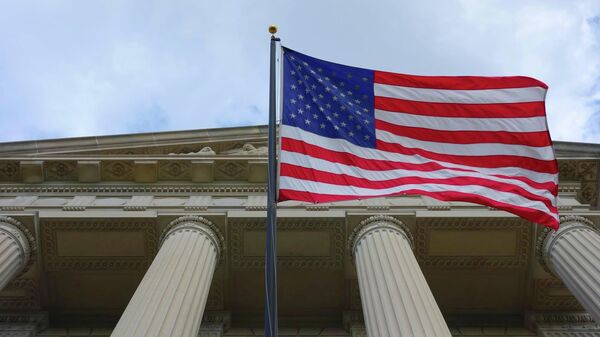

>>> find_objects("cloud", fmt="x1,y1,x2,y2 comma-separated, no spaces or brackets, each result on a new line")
0,0,599,143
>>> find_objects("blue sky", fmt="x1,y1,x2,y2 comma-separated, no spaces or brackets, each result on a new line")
0,0,599,143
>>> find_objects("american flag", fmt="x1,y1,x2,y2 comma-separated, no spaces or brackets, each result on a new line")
278,47,559,229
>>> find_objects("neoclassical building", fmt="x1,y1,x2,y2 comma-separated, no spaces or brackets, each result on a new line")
0,125,599,337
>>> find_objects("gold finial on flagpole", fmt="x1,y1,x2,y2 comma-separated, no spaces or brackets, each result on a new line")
268,25,278,35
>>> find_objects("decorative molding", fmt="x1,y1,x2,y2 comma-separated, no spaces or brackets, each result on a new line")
0,162,20,181
415,217,530,269
0,279,39,310
101,161,134,181
530,312,596,325
533,278,581,310
0,183,266,194
229,218,344,269
158,161,191,180
558,160,598,206
45,161,77,181
215,161,247,180
42,219,157,271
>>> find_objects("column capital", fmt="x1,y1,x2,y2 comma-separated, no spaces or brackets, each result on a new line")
347,215,413,260
160,215,225,260
0,216,35,276
536,215,598,274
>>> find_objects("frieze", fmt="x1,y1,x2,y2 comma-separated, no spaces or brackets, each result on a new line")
101,161,134,181
558,160,599,206
0,162,20,182
215,161,247,180
158,161,191,180
0,183,266,195
42,219,158,271
44,161,77,181
415,218,530,269
229,218,344,269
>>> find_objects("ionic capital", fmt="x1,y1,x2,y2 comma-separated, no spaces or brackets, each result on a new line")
536,215,598,274
160,215,225,260
347,215,413,261
0,216,36,276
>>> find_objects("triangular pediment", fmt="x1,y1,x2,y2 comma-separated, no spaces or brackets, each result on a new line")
0,125,268,156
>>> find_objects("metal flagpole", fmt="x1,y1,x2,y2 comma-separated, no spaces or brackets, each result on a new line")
265,24,280,337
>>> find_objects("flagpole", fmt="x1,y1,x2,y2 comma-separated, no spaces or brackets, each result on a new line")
265,24,280,337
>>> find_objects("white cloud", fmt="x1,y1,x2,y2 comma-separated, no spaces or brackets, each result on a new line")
0,0,598,142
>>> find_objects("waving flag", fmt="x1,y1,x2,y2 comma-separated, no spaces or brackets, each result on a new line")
278,47,559,229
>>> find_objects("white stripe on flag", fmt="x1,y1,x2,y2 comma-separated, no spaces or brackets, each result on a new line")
375,109,548,132
375,129,555,160
374,83,547,103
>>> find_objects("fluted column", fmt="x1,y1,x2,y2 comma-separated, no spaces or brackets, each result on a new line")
538,215,600,322
111,215,224,337
349,215,451,337
0,216,34,291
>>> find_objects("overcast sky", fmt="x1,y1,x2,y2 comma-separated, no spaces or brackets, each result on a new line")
0,0,599,143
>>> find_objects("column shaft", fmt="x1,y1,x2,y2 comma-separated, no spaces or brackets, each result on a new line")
542,216,600,322
352,217,451,337
111,217,222,337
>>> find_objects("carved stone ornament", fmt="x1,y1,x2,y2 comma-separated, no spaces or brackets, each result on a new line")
0,216,36,276
160,215,225,262
221,143,267,155
416,217,530,269
229,218,344,269
536,215,598,274
0,183,266,194
168,146,216,156
347,215,413,261
42,219,157,271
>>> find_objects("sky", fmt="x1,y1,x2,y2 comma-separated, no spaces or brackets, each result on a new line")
0,0,599,143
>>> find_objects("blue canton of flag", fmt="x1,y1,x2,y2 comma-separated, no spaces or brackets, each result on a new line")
282,48,376,148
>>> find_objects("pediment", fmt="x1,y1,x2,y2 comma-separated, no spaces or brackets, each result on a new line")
0,125,268,156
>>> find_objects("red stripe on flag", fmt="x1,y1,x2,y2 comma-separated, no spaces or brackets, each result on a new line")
374,71,548,90
280,163,557,212
375,97,546,118
278,188,558,229
375,119,552,147
281,137,558,193
376,139,558,174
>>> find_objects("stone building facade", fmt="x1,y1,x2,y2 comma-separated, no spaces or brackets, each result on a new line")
0,125,599,336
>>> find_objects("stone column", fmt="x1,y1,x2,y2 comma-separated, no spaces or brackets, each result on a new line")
111,215,224,337
538,215,600,323
349,215,452,337
0,216,34,291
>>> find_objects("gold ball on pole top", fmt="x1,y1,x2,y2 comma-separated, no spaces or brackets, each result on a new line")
268,25,278,35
